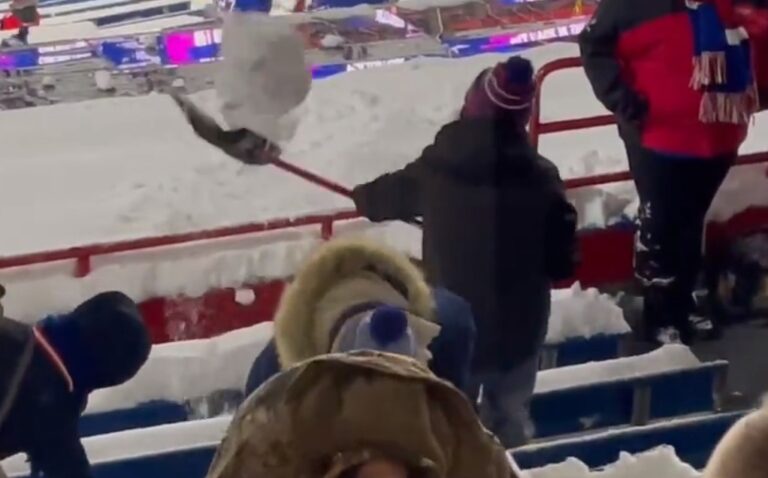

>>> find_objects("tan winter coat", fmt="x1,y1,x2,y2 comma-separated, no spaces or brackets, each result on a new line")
207,351,516,478
274,238,439,369
703,401,768,478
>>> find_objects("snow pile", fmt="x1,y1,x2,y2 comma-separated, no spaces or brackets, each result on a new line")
547,282,630,343
216,12,311,144
94,70,114,92
0,42,766,321
85,321,273,414
1,416,232,476
0,228,323,322
2,425,702,477
525,446,700,478
79,284,626,414
534,344,703,394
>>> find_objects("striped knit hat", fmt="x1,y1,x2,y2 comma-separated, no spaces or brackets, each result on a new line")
461,56,535,121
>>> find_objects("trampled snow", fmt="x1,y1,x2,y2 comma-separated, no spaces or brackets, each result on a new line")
0,42,766,321
82,283,628,413
0,416,705,476
85,321,273,413
535,344,706,394
1,415,232,476
525,446,700,478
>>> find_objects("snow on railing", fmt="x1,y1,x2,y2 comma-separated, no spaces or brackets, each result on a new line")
1,56,767,278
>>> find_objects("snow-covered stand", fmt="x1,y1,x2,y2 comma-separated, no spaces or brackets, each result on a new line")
75,291,631,438
531,346,728,438
3,410,746,478
3,417,230,478
0,59,765,348
2,56,767,476
514,411,745,471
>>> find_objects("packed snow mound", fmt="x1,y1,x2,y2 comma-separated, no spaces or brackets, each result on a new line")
525,446,700,478
81,285,627,413
216,12,311,144
0,42,763,258
3,425,701,477
548,282,630,343
85,321,274,414
534,344,704,394
0,42,766,320
1,416,233,475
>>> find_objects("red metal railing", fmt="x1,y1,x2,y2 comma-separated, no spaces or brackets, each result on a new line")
530,57,768,189
1,57,767,278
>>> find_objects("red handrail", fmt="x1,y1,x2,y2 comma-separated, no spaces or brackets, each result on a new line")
0,210,360,277
1,56,767,278
529,56,614,150
530,56,768,189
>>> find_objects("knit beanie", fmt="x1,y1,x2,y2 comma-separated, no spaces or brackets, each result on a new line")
461,56,535,123
38,291,151,393
333,306,418,358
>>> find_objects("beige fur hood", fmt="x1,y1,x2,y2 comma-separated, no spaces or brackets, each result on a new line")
703,400,768,478
274,238,435,369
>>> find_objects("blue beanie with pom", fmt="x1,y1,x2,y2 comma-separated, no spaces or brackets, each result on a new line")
334,305,417,357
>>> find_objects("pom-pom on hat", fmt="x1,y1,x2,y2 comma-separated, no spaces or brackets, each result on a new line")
462,56,536,120
334,306,418,358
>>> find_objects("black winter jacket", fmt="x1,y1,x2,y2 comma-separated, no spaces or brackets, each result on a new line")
0,318,91,478
352,119,578,371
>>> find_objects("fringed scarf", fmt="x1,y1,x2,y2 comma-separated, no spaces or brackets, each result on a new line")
687,0,759,124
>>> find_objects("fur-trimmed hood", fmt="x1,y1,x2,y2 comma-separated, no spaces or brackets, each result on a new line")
274,239,436,369
703,399,768,478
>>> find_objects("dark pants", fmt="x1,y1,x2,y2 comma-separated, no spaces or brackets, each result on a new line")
466,353,539,449
623,134,733,340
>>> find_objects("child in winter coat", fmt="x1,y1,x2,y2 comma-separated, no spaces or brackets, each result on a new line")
0,291,151,478
211,351,517,478
350,57,579,448
579,0,768,345
245,238,477,397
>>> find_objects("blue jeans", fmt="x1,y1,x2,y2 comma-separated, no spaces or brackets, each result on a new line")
468,354,539,449
428,287,476,397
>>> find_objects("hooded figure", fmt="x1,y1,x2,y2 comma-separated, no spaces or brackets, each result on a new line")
0,291,151,478
350,57,578,448
211,352,517,478
703,399,768,478
245,238,476,397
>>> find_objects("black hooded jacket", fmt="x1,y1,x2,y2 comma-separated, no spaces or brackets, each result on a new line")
0,318,91,478
0,291,151,478
352,118,578,371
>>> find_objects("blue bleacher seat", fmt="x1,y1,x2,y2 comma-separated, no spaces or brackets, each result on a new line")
513,411,745,470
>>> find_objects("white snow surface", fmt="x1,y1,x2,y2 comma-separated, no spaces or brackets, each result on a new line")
1,423,703,477
0,42,767,320
81,284,627,414
1,415,232,476
534,344,706,394
84,321,273,414
525,446,700,478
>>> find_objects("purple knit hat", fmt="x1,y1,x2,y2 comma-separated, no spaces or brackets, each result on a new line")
461,56,535,121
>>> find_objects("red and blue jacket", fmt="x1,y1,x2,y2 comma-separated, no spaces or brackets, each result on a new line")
578,0,768,158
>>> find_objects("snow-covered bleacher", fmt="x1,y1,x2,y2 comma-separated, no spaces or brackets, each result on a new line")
1,282,744,478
